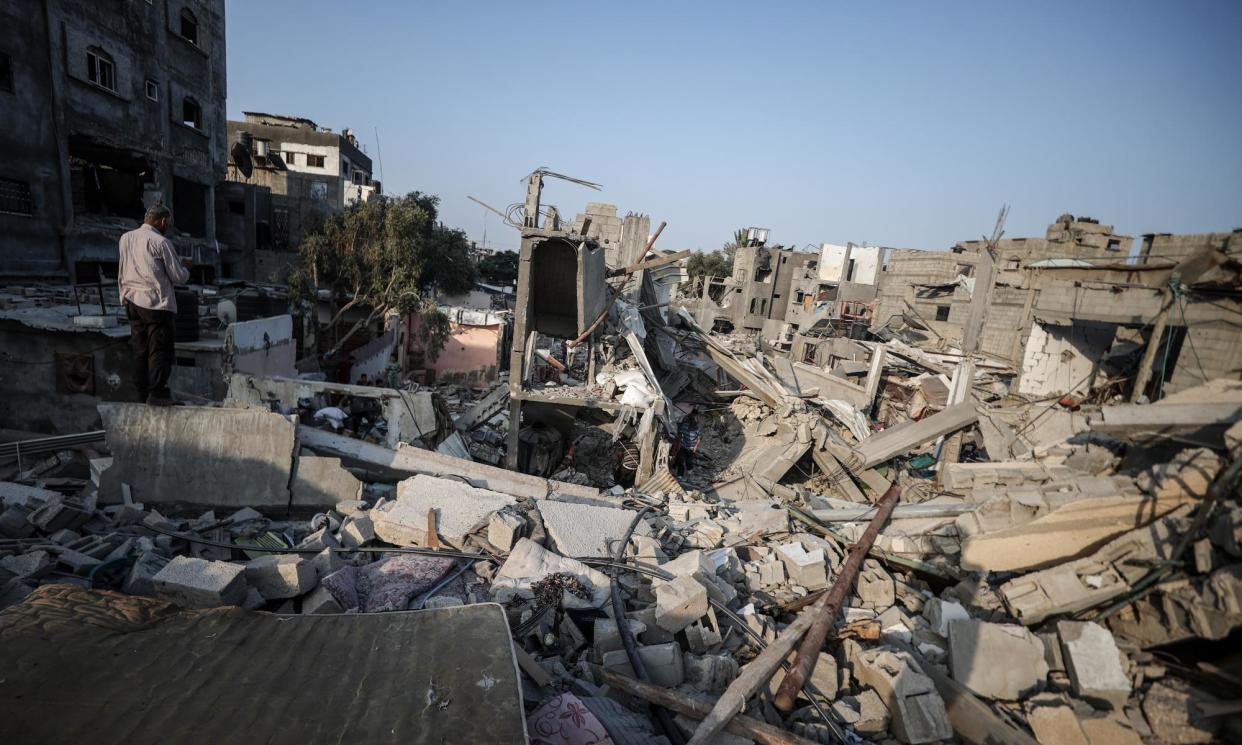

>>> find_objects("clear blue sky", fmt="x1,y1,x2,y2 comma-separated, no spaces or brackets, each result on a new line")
225,1,1242,254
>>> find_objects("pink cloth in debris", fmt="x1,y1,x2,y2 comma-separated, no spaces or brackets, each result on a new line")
527,693,614,745
320,554,456,612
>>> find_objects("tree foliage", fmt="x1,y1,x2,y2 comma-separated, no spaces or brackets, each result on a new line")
477,250,519,285
687,249,733,280
291,192,476,358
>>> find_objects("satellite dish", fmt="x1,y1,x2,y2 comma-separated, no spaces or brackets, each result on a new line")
230,141,253,178
217,298,237,325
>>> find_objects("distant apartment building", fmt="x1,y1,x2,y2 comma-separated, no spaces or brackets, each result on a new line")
219,112,381,280
0,0,227,282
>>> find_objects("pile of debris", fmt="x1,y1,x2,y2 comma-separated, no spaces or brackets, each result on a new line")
0,378,1238,743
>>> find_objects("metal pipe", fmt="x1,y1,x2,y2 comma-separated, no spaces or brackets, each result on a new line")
773,481,902,711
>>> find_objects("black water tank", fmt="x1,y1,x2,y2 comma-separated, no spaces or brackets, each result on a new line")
174,290,199,342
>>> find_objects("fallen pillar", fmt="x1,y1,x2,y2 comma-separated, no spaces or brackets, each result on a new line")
850,400,980,470
298,425,598,501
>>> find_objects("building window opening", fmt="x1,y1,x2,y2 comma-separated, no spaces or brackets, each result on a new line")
180,9,199,46
0,51,13,93
228,200,245,215
1106,238,1122,251
0,178,34,216
172,177,208,237
307,154,325,168
69,136,150,220
86,47,115,91
934,305,951,322
145,79,159,101
182,97,202,129
273,208,290,250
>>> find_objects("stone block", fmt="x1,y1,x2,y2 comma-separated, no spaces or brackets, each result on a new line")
290,455,363,507
1057,620,1131,708
152,556,248,608
307,547,345,583
601,642,684,687
244,555,316,600
922,596,970,637
776,541,828,590
658,549,737,605
537,498,644,558
298,526,340,551
487,510,525,551
0,550,52,579
854,646,952,744
654,574,708,633
375,474,515,548
949,619,1049,700
857,561,895,609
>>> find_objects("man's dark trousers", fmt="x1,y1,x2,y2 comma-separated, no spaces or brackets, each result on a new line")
125,301,175,402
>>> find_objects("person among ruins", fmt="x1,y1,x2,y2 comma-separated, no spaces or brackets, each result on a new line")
672,414,702,475
385,352,402,388
117,204,191,406
357,373,371,386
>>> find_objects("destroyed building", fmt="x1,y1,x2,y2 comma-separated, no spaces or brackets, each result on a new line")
690,230,819,336
0,0,227,283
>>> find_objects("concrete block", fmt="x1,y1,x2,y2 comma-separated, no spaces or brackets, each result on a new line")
0,507,36,538
776,541,828,590
0,550,52,579
684,619,722,653
487,510,525,551
298,526,340,551
601,642,684,687
290,455,363,507
855,646,952,744
857,561,895,609
808,652,838,700
1057,620,1131,708
306,547,345,583
152,556,247,608
492,538,610,609
72,314,118,328
683,653,738,693
536,498,643,558
244,555,315,600
375,474,515,548
949,619,1049,700
654,574,708,633
339,514,375,548
592,617,646,658
921,596,970,637
123,550,170,596
627,607,676,645
301,584,343,614
658,549,737,605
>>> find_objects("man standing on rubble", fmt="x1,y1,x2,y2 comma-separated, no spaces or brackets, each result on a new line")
118,205,191,405
672,414,702,476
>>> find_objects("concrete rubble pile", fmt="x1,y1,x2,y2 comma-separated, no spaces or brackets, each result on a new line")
2,201,1240,745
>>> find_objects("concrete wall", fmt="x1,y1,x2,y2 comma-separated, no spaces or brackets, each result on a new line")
0,320,136,434
228,314,296,379
1018,320,1116,396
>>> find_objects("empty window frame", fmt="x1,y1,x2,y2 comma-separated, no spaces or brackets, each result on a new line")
86,47,115,91
934,305,951,322
282,151,297,165
0,178,33,216
0,51,13,93
181,97,202,129
179,8,199,46
145,79,159,101
306,154,325,168
1106,238,1122,251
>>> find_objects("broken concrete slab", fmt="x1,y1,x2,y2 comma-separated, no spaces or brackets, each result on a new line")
535,498,643,558
948,619,1049,700
488,510,525,551
492,538,610,609
152,556,248,608
338,514,375,548
850,400,980,470
301,584,343,614
854,646,953,744
1057,620,1131,709
961,493,1201,572
684,653,739,694
922,597,970,637
290,455,363,507
98,403,296,508
776,541,828,590
374,474,515,548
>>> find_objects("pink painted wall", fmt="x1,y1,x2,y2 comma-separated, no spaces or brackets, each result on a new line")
407,315,501,388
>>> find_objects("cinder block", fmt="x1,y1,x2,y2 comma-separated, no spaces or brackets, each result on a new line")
153,556,247,608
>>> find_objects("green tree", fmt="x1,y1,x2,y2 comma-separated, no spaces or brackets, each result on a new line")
723,227,748,265
686,249,733,280
291,192,476,358
477,250,519,285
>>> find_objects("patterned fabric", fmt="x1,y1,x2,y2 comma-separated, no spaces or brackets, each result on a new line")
527,693,614,745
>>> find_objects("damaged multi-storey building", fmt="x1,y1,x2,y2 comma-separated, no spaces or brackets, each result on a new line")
217,112,381,281
0,0,227,283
